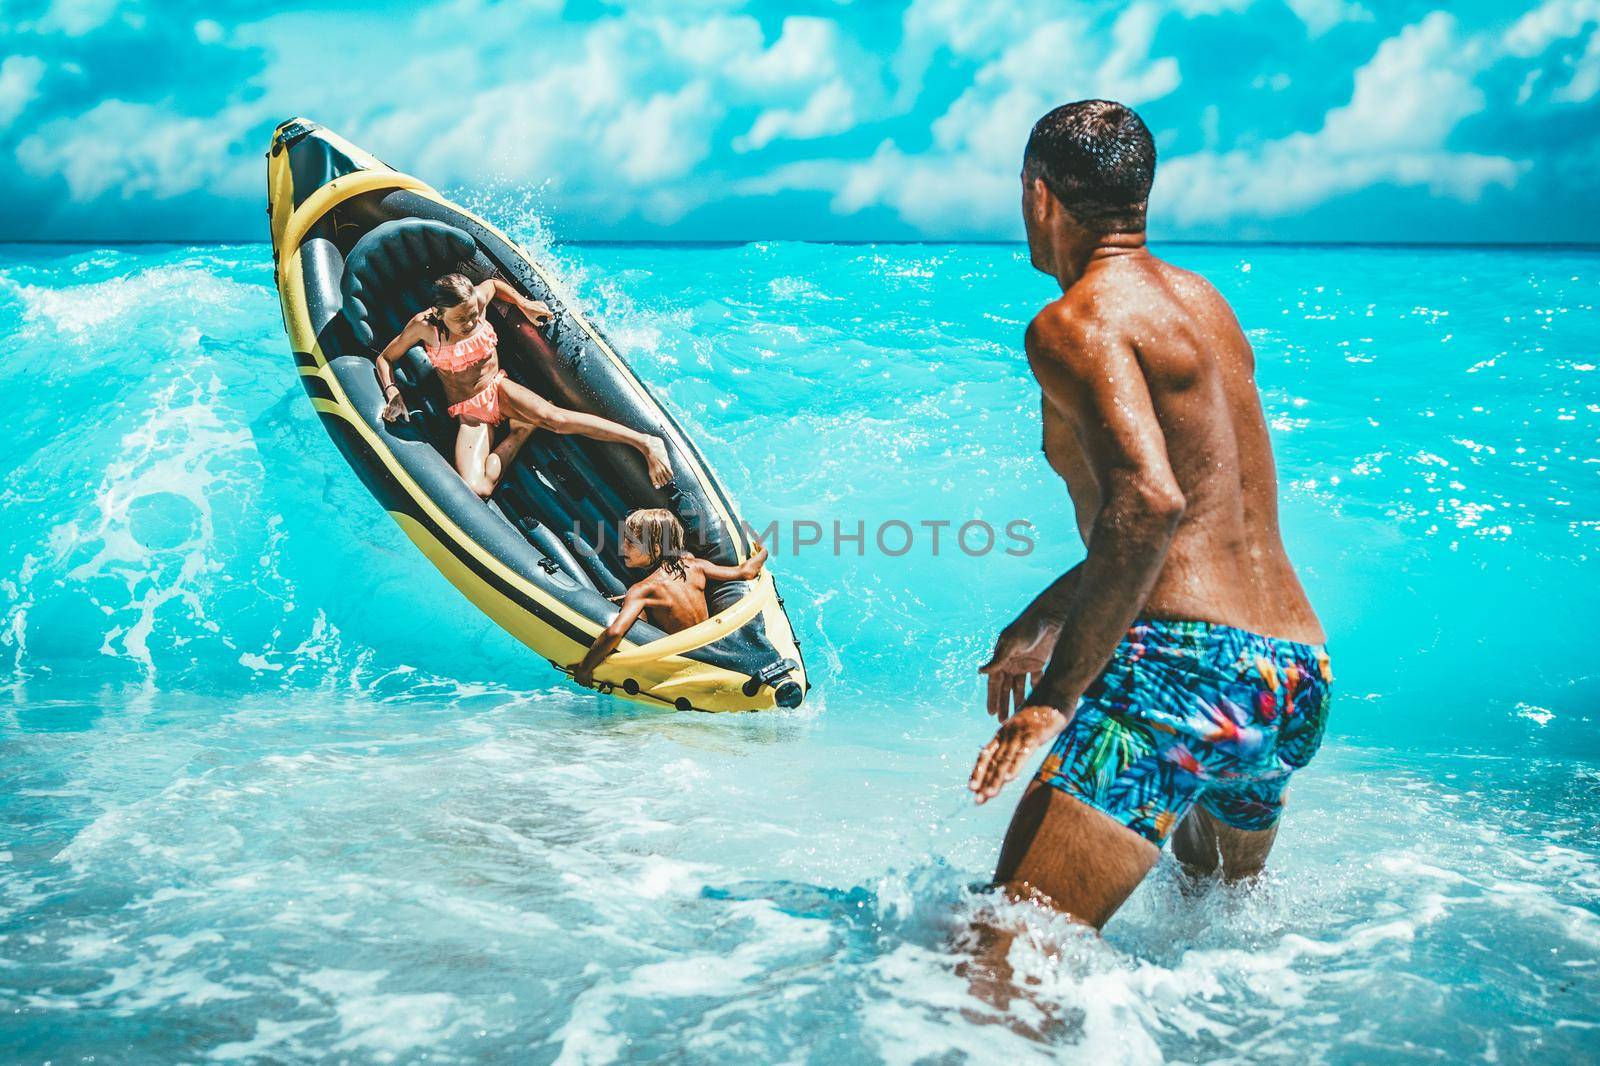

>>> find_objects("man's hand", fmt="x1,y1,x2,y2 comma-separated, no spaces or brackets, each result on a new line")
979,607,1061,721
968,704,1071,804
380,387,409,424
524,299,554,327
569,663,594,688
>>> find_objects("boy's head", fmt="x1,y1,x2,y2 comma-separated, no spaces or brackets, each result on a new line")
621,509,685,571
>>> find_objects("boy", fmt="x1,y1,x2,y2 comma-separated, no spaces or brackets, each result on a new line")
571,509,768,687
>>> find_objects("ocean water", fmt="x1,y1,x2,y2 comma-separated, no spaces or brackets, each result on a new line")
1,230,1597,1064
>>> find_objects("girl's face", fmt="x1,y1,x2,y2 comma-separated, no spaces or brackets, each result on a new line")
439,291,484,336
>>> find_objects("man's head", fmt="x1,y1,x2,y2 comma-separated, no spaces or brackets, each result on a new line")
1021,100,1155,272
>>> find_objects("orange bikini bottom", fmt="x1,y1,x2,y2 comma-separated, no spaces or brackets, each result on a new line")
447,371,507,426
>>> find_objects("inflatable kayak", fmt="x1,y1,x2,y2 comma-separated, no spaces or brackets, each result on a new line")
265,118,807,712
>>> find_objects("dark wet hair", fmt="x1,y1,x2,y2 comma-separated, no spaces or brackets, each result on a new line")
425,273,476,333
1023,100,1156,232
623,509,687,577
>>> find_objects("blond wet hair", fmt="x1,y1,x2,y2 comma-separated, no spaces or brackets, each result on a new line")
623,509,687,575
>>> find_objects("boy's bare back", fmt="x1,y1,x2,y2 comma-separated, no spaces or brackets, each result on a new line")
630,560,714,634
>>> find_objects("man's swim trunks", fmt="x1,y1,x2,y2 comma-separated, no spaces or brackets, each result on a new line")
1035,618,1332,845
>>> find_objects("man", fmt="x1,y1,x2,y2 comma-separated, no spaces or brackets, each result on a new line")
967,101,1332,932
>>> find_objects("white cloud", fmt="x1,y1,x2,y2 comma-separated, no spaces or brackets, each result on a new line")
736,79,856,151
5,0,1589,239
1158,13,1521,225
831,2,1182,233
1320,12,1486,151
1555,29,1600,101
833,140,1019,231
1503,0,1600,55
0,55,47,132
726,17,882,151
1501,0,1600,102
1285,0,1372,36
227,9,736,223
727,16,846,92
33,0,126,36
327,8,877,220
601,81,721,184
15,100,253,201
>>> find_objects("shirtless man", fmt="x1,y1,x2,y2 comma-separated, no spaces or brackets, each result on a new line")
967,101,1332,931
570,509,768,687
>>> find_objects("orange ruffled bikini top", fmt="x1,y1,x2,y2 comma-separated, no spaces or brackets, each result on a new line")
425,320,498,373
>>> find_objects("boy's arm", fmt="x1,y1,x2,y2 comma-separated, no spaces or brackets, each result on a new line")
692,541,768,583
571,589,648,686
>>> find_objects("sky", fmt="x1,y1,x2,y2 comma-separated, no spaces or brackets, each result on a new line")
0,0,1596,242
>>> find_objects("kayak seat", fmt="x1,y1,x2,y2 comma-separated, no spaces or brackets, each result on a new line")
341,219,480,455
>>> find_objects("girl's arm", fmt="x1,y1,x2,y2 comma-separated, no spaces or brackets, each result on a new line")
691,541,768,584
571,588,649,687
374,315,428,423
485,279,553,325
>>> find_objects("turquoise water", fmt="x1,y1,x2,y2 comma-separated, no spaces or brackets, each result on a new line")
2,231,1597,1062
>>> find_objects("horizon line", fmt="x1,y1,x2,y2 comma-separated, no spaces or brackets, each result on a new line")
2,237,1598,251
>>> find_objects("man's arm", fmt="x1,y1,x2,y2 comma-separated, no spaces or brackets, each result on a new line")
979,562,1082,721
1024,320,1185,711
969,311,1184,801
571,589,648,687
1027,564,1083,622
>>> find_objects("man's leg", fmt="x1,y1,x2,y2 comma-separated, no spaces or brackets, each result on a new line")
1170,801,1280,884
964,781,1160,1008
994,780,1161,927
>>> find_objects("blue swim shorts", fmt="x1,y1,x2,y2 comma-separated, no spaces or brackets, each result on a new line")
1036,618,1332,845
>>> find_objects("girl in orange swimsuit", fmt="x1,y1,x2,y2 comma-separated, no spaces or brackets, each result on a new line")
374,274,674,499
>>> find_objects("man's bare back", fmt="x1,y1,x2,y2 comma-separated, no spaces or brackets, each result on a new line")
1035,251,1323,645
965,101,1332,946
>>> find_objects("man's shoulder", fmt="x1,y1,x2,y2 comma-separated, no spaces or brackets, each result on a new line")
1025,292,1122,378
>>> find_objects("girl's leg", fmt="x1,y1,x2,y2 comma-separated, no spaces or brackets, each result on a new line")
454,421,497,498
484,420,536,488
496,378,674,487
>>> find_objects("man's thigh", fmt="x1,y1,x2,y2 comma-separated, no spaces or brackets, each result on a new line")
993,781,1161,930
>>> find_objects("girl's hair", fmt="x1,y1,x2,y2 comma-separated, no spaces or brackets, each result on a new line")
622,509,687,576
425,273,476,333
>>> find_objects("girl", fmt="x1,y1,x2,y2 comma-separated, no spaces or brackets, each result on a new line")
376,274,673,498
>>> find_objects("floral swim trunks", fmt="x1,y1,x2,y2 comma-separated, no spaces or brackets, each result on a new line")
1036,618,1332,845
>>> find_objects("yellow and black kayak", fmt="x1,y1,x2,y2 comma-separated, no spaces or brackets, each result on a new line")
265,118,807,712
